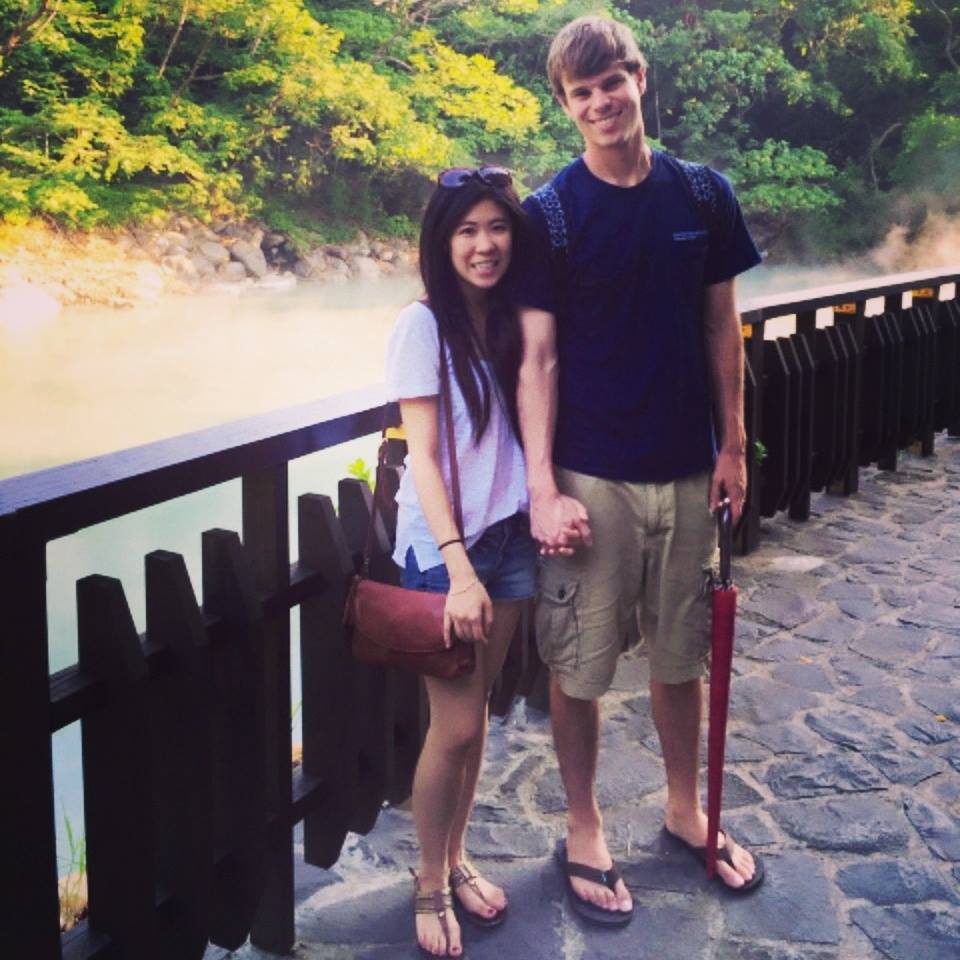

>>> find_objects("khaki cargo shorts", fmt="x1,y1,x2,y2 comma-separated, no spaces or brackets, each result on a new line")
536,468,718,699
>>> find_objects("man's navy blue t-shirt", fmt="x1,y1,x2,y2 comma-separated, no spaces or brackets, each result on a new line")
518,151,761,483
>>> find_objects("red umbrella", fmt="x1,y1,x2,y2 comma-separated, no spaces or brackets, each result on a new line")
706,499,736,879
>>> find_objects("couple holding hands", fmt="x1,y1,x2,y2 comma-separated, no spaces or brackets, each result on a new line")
384,15,765,957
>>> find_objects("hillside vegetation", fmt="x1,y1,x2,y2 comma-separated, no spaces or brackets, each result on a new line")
1,0,958,259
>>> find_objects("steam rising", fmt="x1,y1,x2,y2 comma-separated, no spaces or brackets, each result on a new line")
870,213,960,273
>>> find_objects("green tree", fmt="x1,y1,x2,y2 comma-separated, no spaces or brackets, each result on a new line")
0,0,957,258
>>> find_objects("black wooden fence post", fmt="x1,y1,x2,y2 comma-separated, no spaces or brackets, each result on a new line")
338,478,390,835
830,301,865,496
145,549,214,960
243,465,296,955
790,310,817,521
298,493,356,867
740,311,764,553
1,521,61,958
879,293,905,470
202,529,268,951
78,575,158,959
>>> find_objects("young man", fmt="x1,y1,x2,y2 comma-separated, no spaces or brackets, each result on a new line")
517,15,764,924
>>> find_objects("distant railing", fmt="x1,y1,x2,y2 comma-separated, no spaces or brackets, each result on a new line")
737,268,960,551
1,267,958,958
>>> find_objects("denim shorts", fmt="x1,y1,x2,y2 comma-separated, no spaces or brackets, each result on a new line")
402,512,538,602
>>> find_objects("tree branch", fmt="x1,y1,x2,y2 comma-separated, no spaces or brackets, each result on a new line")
927,0,959,71
867,121,903,192
1,0,62,62
172,31,211,103
158,2,190,80
382,56,413,73
250,15,268,56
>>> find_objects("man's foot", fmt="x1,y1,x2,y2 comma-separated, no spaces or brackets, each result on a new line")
411,871,462,957
564,826,633,915
556,840,633,926
663,813,764,892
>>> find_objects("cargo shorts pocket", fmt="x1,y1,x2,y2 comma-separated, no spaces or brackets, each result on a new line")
536,578,581,671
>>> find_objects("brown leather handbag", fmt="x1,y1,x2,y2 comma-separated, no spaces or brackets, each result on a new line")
344,333,476,679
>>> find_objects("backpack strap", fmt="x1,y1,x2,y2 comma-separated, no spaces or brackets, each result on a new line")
529,181,568,264
667,155,724,242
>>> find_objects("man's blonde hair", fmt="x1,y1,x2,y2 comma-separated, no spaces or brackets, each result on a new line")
547,14,647,100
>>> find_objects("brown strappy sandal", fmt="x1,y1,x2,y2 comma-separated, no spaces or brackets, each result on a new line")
411,869,460,957
449,861,507,928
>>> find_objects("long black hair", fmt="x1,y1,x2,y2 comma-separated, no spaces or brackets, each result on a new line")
418,176,529,442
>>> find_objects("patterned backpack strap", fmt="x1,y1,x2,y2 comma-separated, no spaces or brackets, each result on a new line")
530,181,568,258
668,155,724,241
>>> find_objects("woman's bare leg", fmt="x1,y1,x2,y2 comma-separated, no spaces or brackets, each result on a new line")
412,655,487,955
446,601,523,917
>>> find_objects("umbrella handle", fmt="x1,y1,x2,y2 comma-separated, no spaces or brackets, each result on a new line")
717,499,733,588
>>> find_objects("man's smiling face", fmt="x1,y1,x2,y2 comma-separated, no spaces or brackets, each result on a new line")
558,63,646,152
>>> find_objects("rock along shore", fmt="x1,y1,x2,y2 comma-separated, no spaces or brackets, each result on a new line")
0,218,417,314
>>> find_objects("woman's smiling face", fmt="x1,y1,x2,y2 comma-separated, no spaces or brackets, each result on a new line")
449,198,513,295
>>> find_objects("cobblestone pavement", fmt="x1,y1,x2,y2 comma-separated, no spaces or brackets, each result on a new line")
220,440,960,960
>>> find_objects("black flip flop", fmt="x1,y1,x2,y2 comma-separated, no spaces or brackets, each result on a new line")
662,826,765,894
555,840,633,927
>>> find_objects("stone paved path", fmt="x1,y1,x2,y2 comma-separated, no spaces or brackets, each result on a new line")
218,440,960,960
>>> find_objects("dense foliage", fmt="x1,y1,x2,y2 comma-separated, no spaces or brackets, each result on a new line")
1,0,957,256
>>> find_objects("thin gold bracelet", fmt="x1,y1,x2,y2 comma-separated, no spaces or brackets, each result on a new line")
448,578,479,596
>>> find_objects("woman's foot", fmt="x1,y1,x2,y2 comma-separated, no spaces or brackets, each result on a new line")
449,859,507,925
412,871,462,957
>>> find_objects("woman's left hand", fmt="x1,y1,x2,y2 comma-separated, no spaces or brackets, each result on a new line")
444,579,493,646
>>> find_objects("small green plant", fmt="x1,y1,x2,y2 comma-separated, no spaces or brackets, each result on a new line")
59,808,87,931
753,440,769,466
347,457,374,489
375,213,417,240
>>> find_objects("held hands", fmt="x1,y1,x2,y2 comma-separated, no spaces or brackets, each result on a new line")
443,576,493,646
710,447,747,524
530,490,592,557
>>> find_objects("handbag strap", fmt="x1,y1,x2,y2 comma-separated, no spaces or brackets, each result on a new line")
362,330,463,574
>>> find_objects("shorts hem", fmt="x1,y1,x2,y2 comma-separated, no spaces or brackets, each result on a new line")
552,670,613,702
489,589,536,603
648,659,709,685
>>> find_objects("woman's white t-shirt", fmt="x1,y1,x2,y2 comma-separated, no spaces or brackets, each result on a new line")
385,300,528,571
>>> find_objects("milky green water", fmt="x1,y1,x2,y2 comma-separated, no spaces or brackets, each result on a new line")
1,276,420,875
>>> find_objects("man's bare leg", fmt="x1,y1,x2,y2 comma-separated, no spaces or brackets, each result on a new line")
551,675,632,912
651,677,757,888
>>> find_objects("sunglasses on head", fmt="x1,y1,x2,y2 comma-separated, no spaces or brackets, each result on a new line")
437,166,513,189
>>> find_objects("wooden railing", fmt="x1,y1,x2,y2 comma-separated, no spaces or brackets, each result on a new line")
1,268,958,958
737,268,960,551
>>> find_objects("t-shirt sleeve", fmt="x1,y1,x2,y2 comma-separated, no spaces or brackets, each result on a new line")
385,303,440,401
703,169,762,286
513,195,559,315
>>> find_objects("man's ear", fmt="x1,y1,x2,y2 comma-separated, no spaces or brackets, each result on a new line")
556,91,573,119
632,66,647,96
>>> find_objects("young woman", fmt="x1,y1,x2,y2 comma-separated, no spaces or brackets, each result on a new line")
385,167,537,958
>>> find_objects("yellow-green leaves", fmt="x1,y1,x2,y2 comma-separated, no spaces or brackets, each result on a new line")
729,140,841,216
408,31,541,148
